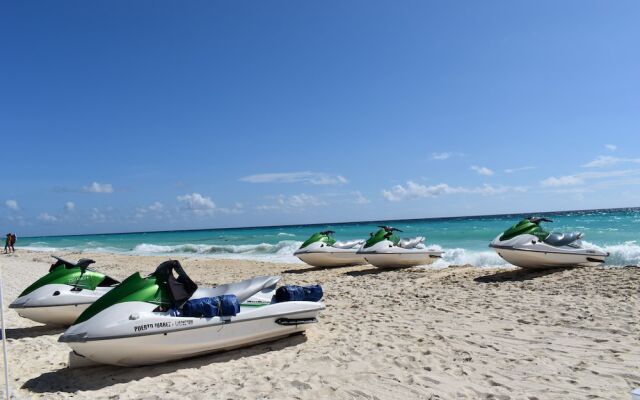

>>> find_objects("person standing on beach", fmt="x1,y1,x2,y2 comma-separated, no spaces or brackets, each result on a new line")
9,233,16,252
4,233,10,254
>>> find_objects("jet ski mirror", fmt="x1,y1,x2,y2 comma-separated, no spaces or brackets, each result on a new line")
377,225,403,239
377,225,403,233
527,217,553,224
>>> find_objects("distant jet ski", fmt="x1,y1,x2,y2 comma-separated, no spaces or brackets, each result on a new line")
356,226,443,268
10,256,120,326
489,217,609,269
293,230,367,267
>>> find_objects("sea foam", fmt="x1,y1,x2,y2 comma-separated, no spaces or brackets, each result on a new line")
586,240,640,266
430,246,510,268
132,240,303,263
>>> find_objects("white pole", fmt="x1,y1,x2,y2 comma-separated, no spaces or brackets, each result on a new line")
0,265,10,400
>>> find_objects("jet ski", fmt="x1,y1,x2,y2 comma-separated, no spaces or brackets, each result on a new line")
356,226,443,268
293,230,366,267
489,217,609,269
59,260,324,366
9,256,120,326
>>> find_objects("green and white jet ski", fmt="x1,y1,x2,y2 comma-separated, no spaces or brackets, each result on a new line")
10,256,120,326
293,230,366,267
489,217,609,269
356,226,443,268
59,260,324,366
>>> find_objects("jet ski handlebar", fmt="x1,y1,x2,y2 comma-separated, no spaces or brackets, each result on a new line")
527,217,553,224
319,230,335,236
377,225,403,233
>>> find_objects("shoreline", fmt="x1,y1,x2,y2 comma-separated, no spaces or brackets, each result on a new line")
1,250,639,399
16,244,640,269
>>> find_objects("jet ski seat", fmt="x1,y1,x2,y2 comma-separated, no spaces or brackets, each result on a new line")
543,232,583,247
191,275,281,303
399,237,425,249
333,240,365,249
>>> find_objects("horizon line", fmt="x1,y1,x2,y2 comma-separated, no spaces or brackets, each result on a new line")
21,205,639,239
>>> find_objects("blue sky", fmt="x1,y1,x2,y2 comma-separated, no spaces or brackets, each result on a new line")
2,1,640,236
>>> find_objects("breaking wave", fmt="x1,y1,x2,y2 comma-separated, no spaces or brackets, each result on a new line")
132,240,303,263
21,240,640,267
429,246,511,268
587,240,640,266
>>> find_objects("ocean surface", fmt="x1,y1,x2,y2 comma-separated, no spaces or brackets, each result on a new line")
18,208,640,267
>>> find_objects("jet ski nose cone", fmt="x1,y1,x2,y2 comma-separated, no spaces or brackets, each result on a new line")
59,331,88,343
9,297,28,309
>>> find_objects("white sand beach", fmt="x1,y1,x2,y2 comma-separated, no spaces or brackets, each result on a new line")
1,250,639,399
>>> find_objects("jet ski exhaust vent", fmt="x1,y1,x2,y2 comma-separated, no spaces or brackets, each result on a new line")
275,318,317,326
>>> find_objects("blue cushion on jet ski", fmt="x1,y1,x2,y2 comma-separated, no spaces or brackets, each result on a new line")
218,294,240,316
274,285,323,303
181,298,217,318
181,294,240,318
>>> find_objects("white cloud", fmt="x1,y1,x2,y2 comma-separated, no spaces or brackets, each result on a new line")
90,208,107,223
540,175,585,187
83,182,114,193
540,169,640,187
261,191,370,209
6,215,27,226
353,191,371,204
382,181,526,202
217,202,244,215
470,166,494,176
5,200,18,210
257,193,326,211
148,201,164,212
605,144,617,151
240,172,348,185
430,152,463,161
135,201,166,218
504,166,536,174
177,193,216,215
37,212,58,223
281,194,325,208
581,155,640,168
65,201,75,212
431,152,451,160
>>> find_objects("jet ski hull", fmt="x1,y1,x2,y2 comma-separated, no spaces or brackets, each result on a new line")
357,238,443,269
60,302,324,366
489,232,608,269
12,303,93,326
491,246,606,269
294,239,367,267
363,252,442,268
294,250,367,267
10,284,113,326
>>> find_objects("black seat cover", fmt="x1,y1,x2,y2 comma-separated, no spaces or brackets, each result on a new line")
152,260,198,308
49,256,96,272
543,232,582,247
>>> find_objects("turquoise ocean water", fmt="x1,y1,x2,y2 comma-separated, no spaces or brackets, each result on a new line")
18,208,640,267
